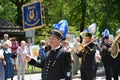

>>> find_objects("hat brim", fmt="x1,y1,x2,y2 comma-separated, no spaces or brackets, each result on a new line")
50,30,63,39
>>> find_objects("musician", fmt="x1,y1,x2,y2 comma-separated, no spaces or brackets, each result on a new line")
109,35,120,80
100,36,112,80
76,32,96,80
26,30,72,80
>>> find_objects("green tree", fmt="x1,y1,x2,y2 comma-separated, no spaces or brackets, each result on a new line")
10,0,30,26
0,0,120,38
0,0,17,23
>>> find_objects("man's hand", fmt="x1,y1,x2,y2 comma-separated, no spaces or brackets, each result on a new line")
102,45,107,49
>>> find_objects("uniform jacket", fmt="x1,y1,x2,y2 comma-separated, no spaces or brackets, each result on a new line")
28,46,71,80
100,43,112,63
77,43,96,80
77,43,96,67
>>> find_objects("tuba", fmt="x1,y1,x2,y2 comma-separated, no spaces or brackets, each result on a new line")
111,35,120,58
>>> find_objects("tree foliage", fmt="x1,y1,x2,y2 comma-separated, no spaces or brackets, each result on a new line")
0,0,120,39
43,0,120,37
0,0,17,23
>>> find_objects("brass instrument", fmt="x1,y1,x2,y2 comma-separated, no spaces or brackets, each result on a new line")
77,38,97,52
111,35,120,58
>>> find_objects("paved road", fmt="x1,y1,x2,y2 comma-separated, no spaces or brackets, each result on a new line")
7,73,120,80
7,67,120,80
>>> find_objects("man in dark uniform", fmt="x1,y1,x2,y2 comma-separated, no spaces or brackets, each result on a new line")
76,32,96,80
100,36,112,80
26,30,71,80
109,35,120,80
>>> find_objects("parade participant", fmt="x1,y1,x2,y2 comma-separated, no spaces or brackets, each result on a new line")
76,32,96,80
26,30,71,80
65,36,75,63
0,43,5,80
11,37,19,70
63,36,77,76
17,41,28,80
100,36,112,80
3,42,14,80
109,34,120,80
61,39,74,63
61,39,69,51
37,40,46,80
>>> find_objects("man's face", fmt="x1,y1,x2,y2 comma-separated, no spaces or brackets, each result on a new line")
61,42,68,48
104,39,109,44
49,35,60,48
84,36,91,43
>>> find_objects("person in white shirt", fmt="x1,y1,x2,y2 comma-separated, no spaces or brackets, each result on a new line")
17,41,28,80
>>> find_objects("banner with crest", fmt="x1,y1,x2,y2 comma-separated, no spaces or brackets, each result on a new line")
22,1,44,31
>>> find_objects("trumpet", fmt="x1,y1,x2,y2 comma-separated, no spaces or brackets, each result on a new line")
77,38,97,52
77,44,85,52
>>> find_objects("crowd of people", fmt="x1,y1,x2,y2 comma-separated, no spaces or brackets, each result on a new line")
0,34,30,80
0,29,120,80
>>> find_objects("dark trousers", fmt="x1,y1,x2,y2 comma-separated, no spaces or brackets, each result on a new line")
41,68,46,80
93,63,98,78
112,59,120,80
103,61,112,80
80,65,94,80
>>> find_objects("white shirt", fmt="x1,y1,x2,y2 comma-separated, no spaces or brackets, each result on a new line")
95,50,101,63
17,46,28,63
